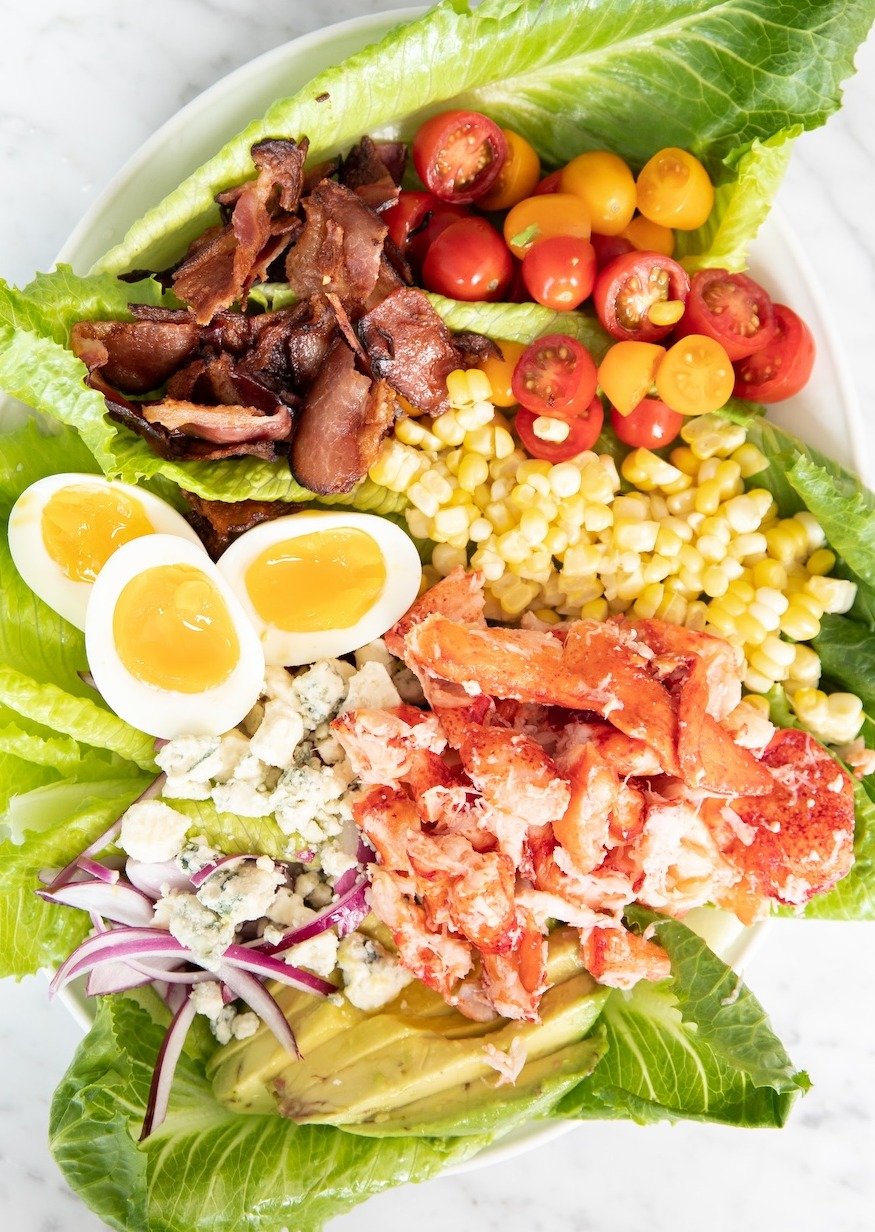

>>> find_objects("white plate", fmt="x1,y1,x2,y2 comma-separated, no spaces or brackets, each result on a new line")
25,2,867,1175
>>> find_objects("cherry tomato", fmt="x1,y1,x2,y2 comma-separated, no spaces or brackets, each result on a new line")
621,215,675,257
421,217,514,301
383,191,433,254
610,398,683,449
591,233,634,270
412,110,508,204
407,200,470,267
516,400,604,461
676,268,777,361
598,341,665,416
655,334,734,416
521,236,597,310
479,340,526,406
593,251,690,343
511,334,598,419
533,169,562,195
560,151,637,237
636,147,714,231
504,194,591,258
733,304,816,403
478,130,541,211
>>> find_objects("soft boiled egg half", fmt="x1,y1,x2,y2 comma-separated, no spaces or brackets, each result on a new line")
8,473,201,629
85,535,264,738
217,511,422,665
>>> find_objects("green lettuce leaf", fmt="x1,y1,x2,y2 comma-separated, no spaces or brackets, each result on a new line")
426,293,611,356
51,995,485,1232
812,614,875,715
675,128,800,272
20,266,168,343
93,0,875,276
165,797,305,861
557,910,809,1126
0,778,148,977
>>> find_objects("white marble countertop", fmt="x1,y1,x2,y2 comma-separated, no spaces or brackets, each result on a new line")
1,3,874,1230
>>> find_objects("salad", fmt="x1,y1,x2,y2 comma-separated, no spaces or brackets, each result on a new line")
2,2,875,1230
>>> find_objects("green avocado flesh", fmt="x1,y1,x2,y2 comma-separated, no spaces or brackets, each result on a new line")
209,927,609,1131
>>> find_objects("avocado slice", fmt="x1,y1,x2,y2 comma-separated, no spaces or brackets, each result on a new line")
343,1034,607,1138
210,927,608,1126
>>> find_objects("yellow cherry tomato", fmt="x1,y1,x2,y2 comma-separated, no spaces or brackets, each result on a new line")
621,214,675,257
479,130,542,211
503,194,591,258
560,150,636,237
655,334,734,416
636,147,714,231
598,341,666,416
479,339,526,406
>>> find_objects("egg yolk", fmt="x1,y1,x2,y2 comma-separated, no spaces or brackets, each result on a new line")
245,529,386,632
113,564,239,693
42,485,154,582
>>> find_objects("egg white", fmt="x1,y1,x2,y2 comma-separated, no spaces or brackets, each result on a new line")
217,510,422,666
8,473,202,630
85,534,265,739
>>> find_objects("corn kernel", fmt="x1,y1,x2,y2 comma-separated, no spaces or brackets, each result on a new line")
430,543,469,576
613,493,650,520
405,508,431,540
729,532,768,561
532,415,570,442
633,583,665,619
713,459,744,498
519,509,550,546
702,565,730,598
788,643,821,687
643,554,673,584
731,443,769,478
666,488,697,516
456,401,495,432
484,501,516,535
649,493,670,520
547,462,582,499
735,612,767,646
722,558,745,581
614,519,659,553
534,495,560,521
563,543,603,577
576,463,614,504
697,457,721,484
670,445,699,476
432,506,471,540
496,530,530,565
580,598,609,621
704,606,737,637
727,577,756,604
696,535,727,564
456,452,489,493
597,454,621,489
805,575,857,614
465,426,496,457
780,601,821,642
499,579,540,617
407,482,440,518
793,511,826,552
743,693,772,717
470,546,505,582
396,417,442,449
723,494,763,534
544,527,569,555
658,592,689,625
806,548,837,577
660,471,694,495
533,607,561,624
765,519,809,565
622,449,683,489
469,517,492,543
420,470,453,502
582,502,613,533
743,665,775,694
752,558,787,590
681,414,747,458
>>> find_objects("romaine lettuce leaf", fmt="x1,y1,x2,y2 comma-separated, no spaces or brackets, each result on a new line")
812,614,875,715
557,909,809,1126
51,995,486,1232
0,778,149,977
93,0,875,276
426,293,612,356
675,128,800,272
164,797,305,861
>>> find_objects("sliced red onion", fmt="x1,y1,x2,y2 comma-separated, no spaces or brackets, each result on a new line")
45,774,166,893
125,858,191,898
332,865,360,898
262,878,369,954
140,994,198,1140
76,858,120,884
154,738,168,751
216,963,299,1057
163,983,189,1015
38,881,155,927
50,928,188,995
221,943,335,996
295,849,315,863
189,853,252,890
87,961,155,996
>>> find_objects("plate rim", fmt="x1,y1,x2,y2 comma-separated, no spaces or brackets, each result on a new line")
30,0,865,1179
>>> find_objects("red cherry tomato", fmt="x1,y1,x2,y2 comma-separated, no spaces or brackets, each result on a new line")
733,304,816,403
511,334,598,419
516,400,604,461
412,109,508,204
408,201,470,267
610,398,684,449
421,217,514,301
675,268,776,361
521,236,597,310
591,232,635,271
533,169,563,195
593,251,690,343
383,191,432,254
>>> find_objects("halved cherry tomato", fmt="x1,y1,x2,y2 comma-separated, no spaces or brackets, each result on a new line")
383,191,433,254
676,268,777,361
516,400,604,461
521,236,596,310
412,109,508,204
621,215,675,257
560,151,637,237
598,341,665,416
636,147,714,231
504,194,591,258
656,334,734,416
533,169,562,195
421,217,514,301
478,130,541,211
610,398,683,449
733,304,815,403
511,334,598,419
591,233,634,270
593,251,690,343
479,340,526,406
